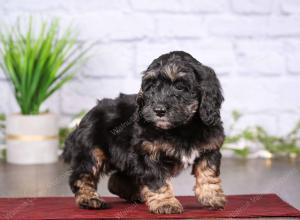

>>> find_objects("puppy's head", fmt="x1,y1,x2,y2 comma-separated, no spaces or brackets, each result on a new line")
137,51,223,129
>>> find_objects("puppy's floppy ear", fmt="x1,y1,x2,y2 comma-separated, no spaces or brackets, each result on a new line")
194,64,224,126
136,69,155,108
136,89,144,107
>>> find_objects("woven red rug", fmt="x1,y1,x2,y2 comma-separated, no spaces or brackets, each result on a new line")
0,194,299,219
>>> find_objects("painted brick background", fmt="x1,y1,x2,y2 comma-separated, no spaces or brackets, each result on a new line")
0,0,300,135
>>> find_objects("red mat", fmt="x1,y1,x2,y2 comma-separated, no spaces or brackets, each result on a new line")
0,194,299,219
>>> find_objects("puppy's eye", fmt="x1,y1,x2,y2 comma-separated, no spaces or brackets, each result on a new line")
174,82,187,91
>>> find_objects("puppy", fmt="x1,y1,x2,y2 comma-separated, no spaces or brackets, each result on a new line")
63,51,226,214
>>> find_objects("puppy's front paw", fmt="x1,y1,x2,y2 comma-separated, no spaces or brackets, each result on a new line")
196,185,226,210
150,198,183,214
198,192,226,210
75,192,109,209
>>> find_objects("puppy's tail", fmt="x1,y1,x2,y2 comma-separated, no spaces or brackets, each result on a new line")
61,130,76,163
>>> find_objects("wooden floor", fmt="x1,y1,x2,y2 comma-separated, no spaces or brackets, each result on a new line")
0,158,299,219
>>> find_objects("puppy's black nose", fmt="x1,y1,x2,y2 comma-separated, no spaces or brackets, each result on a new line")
154,105,166,117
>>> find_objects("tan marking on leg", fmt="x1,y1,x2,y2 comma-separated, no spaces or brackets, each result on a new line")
141,181,183,214
91,148,106,176
74,174,107,209
75,148,107,209
193,160,226,209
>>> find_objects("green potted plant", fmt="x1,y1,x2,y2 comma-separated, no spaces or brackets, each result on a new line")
0,18,90,164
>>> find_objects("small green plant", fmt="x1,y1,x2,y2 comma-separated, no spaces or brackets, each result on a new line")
0,18,91,114
224,111,300,158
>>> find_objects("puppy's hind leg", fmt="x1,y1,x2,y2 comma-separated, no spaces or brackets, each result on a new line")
108,172,143,203
69,147,108,209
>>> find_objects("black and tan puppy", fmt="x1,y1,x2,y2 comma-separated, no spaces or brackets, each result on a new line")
63,51,226,214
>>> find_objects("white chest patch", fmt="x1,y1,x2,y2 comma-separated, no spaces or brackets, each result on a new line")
181,150,200,169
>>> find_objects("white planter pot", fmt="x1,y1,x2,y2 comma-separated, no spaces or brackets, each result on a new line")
6,113,59,164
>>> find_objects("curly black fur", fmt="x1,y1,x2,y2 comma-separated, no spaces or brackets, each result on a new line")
63,51,225,210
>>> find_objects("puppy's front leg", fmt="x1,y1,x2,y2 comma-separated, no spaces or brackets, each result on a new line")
193,150,226,209
141,180,183,214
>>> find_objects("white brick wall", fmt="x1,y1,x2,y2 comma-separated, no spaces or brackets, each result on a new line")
0,0,300,135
